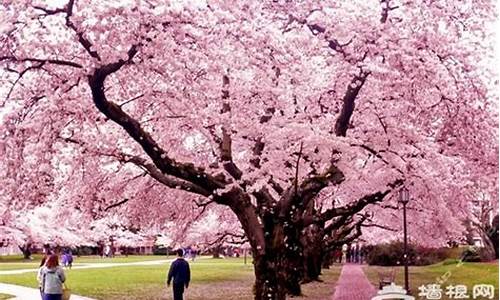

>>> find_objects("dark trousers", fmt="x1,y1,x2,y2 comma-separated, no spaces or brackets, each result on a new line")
173,283,185,300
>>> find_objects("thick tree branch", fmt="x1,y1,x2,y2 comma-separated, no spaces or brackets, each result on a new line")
279,164,345,219
88,45,226,194
122,155,212,197
323,214,352,235
268,176,284,196
325,214,367,249
208,75,243,180
249,137,265,169
252,187,277,213
334,71,369,137
220,128,243,180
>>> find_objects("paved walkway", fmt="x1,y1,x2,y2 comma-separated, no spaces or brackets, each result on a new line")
0,282,95,300
332,264,377,300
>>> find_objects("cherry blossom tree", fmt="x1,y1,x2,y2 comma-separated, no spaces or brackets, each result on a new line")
0,0,497,299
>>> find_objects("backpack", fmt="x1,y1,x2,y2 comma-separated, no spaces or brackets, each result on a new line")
42,268,62,293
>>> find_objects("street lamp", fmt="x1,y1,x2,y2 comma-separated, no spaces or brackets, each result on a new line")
399,186,410,294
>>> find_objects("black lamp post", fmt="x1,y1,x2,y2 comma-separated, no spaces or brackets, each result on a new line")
399,186,410,294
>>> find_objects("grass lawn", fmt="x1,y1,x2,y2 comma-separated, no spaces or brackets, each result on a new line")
0,255,171,271
363,260,499,299
0,293,14,300
0,257,341,300
0,262,40,271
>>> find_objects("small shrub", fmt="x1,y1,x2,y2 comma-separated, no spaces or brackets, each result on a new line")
460,247,481,262
461,246,495,262
366,242,449,266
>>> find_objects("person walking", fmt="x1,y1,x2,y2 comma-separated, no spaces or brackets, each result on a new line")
61,252,68,268
167,249,191,300
66,250,73,269
36,255,48,299
39,254,66,300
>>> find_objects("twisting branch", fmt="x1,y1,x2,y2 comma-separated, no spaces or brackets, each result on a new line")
0,56,83,69
350,143,404,175
323,214,352,235
34,0,101,60
194,197,215,217
304,179,403,226
380,0,399,24
64,0,101,60
103,198,130,212
331,0,397,137
361,222,398,232
205,231,247,248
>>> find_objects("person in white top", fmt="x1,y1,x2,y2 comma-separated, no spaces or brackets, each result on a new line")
36,255,48,299
39,254,66,300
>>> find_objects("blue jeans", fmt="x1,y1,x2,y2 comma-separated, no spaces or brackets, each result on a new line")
43,294,62,300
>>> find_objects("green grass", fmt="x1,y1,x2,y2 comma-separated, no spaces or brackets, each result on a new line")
363,261,499,299
0,257,341,300
0,293,14,300
0,262,40,271
0,255,170,271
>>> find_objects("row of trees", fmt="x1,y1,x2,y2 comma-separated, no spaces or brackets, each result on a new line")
0,0,498,299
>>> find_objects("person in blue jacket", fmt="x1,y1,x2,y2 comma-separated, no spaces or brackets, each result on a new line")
167,249,191,300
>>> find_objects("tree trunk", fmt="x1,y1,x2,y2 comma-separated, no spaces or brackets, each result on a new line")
224,189,303,299
253,250,302,300
322,249,337,268
301,225,324,282
253,253,286,300
486,215,499,259
281,226,304,296
480,231,496,261
212,245,221,259
303,250,323,281
18,243,32,259
250,219,303,299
